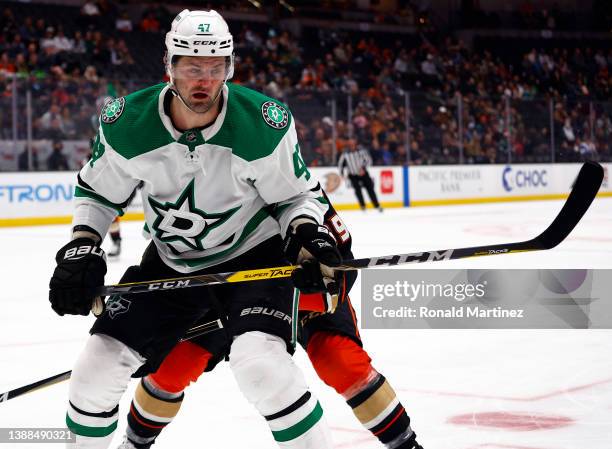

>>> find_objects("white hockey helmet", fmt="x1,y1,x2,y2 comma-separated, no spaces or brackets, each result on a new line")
165,9,234,80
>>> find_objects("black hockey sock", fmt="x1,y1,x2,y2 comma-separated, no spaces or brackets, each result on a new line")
125,377,184,448
110,231,121,243
346,373,420,448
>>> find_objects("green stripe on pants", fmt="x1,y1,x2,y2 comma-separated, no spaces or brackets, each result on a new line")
271,401,323,442
66,414,118,437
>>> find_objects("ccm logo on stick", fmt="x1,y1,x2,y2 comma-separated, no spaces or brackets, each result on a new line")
148,280,191,290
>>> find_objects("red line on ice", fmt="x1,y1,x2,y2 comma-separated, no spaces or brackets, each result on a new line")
397,376,612,402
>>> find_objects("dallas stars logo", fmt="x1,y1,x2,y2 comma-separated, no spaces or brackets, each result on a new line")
105,295,131,319
148,180,239,252
101,98,125,124
261,101,289,129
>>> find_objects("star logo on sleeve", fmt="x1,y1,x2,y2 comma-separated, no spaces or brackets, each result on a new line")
148,179,240,251
261,101,289,129
101,97,125,124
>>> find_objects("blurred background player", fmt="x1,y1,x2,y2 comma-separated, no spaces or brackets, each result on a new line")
107,182,143,258
108,218,122,257
116,196,423,449
338,139,383,212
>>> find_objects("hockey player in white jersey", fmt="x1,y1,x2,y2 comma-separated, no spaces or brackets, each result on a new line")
49,9,340,449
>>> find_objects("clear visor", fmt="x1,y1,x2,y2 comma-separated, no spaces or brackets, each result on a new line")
171,62,228,80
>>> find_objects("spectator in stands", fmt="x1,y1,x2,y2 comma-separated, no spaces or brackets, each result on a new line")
0,1,610,169
560,117,576,152
140,11,160,33
14,53,28,75
81,0,100,17
39,104,65,139
91,30,110,68
8,34,26,59
72,31,87,54
53,27,74,53
576,139,598,161
79,0,101,28
116,11,133,32
409,139,424,164
83,65,99,83
47,140,70,171
0,52,15,74
18,146,39,171
1,7,17,33
115,39,134,66
18,16,36,41
33,18,46,40
108,38,121,66
96,0,118,21
40,26,58,54
62,106,77,139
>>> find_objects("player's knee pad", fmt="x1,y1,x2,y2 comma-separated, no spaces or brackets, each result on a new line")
230,331,332,447
307,332,374,396
149,340,212,393
68,334,145,439
229,331,307,415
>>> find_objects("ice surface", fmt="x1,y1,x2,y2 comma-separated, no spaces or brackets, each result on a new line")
1,198,611,448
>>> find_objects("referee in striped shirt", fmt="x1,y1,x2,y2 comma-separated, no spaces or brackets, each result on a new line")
337,139,383,212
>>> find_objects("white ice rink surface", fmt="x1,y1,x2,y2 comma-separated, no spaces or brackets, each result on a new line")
1,199,611,449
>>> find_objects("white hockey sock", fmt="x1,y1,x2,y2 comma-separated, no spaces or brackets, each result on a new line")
229,331,333,449
66,334,145,449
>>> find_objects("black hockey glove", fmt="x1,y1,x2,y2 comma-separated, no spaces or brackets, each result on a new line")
284,219,342,309
49,238,107,316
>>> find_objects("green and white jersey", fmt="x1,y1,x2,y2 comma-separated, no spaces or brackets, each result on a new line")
73,83,328,273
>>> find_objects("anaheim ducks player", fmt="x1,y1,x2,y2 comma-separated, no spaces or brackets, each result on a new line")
116,196,424,449
49,9,342,449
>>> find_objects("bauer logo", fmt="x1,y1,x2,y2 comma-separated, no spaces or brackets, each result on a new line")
0,184,73,203
380,170,394,194
64,245,105,260
240,307,293,324
502,166,548,192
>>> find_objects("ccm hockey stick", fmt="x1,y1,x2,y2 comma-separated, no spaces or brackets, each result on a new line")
94,161,604,298
0,319,223,403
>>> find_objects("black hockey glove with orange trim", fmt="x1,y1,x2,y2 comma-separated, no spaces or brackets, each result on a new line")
298,270,349,313
49,238,107,316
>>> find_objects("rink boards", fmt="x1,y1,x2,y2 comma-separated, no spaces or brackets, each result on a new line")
1,163,611,226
